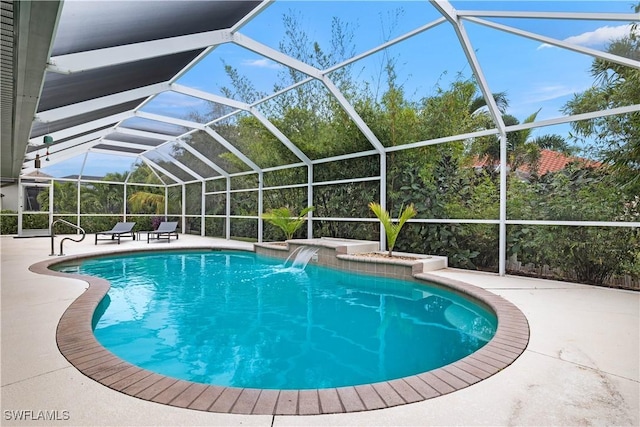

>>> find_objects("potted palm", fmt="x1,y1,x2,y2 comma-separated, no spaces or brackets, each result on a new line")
368,202,417,257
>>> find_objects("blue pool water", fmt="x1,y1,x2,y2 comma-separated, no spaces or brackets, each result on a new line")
56,250,497,390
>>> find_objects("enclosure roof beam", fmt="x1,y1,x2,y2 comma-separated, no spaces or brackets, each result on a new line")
230,0,274,33
321,77,386,154
234,18,447,113
249,108,312,165
46,30,232,74
324,17,447,74
230,32,386,153
90,148,140,158
203,126,260,172
140,156,182,183
22,140,102,174
431,0,509,279
162,3,277,88
465,16,640,70
128,158,167,186
176,83,312,165
113,127,176,142
43,142,99,164
134,111,206,130
155,150,203,181
98,140,157,152
457,10,640,21
311,149,380,165
231,32,323,79
386,128,500,152
505,104,640,133
171,84,250,111
177,140,230,178
28,112,133,145
26,127,114,159
431,0,507,134
35,82,170,123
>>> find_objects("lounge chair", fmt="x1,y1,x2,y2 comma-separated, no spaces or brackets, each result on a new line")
94,222,136,244
147,221,179,243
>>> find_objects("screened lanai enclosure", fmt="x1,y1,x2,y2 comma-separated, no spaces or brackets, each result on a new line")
1,0,639,287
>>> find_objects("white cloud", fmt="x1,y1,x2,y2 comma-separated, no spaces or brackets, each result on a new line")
241,58,283,69
510,81,593,119
565,24,633,47
538,24,632,50
523,84,583,104
140,92,210,118
154,92,208,109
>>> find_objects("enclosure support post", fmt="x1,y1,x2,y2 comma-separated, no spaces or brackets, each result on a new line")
499,133,508,276
379,153,387,252
258,171,263,243
200,181,205,237
307,164,313,239
17,177,23,234
48,180,54,230
162,185,169,221
181,184,186,234
225,177,231,240
76,180,81,230
123,184,128,222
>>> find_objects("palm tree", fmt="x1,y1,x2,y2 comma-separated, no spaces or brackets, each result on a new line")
504,110,542,173
128,191,165,214
470,109,568,177
368,202,417,257
262,206,314,241
468,91,509,116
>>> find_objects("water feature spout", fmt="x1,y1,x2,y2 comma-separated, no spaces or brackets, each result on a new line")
284,246,319,270
284,246,303,266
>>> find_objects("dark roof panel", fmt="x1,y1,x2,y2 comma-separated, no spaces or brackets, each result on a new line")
105,132,165,147
38,51,202,111
93,144,146,154
51,1,262,55
119,117,188,136
30,99,145,137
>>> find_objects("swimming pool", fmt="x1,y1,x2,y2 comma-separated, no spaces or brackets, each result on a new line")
56,250,497,390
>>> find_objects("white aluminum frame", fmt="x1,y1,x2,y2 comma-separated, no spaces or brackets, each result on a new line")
23,0,640,276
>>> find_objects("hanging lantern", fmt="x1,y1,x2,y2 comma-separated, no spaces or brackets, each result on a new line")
34,154,41,169
43,135,53,161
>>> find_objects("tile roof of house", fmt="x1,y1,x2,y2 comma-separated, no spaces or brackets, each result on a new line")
473,149,602,176
519,149,602,175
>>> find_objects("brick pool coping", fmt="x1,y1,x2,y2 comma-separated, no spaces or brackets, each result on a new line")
30,246,530,416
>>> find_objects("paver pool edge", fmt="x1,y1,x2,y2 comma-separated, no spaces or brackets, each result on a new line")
30,246,529,415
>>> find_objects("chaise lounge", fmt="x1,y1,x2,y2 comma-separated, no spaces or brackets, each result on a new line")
94,221,136,245
147,221,179,243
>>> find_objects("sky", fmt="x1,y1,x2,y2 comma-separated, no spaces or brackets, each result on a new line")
167,0,637,135
41,0,638,178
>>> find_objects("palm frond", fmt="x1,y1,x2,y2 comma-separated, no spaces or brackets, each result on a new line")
369,202,417,256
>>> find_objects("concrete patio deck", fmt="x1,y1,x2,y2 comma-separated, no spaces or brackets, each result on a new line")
1,234,638,426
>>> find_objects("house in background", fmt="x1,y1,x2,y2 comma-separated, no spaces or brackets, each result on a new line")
474,149,603,181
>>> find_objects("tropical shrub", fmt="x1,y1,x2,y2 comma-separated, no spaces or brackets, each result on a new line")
0,210,18,234
508,167,640,284
262,206,314,241
368,202,416,257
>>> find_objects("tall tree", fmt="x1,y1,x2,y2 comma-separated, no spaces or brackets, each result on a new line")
469,109,559,176
562,5,640,191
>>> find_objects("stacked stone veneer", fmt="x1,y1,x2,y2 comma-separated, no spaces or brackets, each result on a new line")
254,237,447,280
